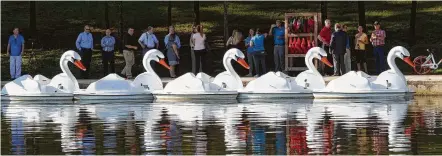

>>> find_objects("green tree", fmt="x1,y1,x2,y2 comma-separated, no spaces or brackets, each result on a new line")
358,1,366,32
409,1,417,46
168,1,172,26
194,1,200,25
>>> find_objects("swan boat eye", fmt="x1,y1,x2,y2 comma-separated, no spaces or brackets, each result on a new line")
235,55,241,60
71,57,77,62
399,53,407,58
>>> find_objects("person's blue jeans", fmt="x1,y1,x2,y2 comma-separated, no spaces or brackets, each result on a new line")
273,45,285,72
253,51,266,76
9,56,22,79
373,46,385,74
247,52,255,75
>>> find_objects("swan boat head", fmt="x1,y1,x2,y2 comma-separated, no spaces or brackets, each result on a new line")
62,50,86,71
144,49,171,70
309,47,333,68
389,46,415,68
225,48,250,69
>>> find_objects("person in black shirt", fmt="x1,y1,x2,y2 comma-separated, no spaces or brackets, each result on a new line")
330,23,349,76
121,27,138,79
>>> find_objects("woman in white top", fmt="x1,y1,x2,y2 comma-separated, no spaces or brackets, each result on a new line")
191,25,208,75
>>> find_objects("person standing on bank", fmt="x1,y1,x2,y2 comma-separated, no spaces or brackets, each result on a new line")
244,28,256,77
318,19,333,76
330,23,348,76
164,26,181,78
268,20,285,72
7,27,25,80
189,25,199,74
121,27,138,79
76,25,94,79
191,25,208,75
138,26,159,69
100,29,116,76
355,26,369,73
342,24,351,73
370,21,386,74
227,29,243,49
250,28,268,77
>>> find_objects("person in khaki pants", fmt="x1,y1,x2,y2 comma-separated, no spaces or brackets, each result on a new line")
121,27,138,79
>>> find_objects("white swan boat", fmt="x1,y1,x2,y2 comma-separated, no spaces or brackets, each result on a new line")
238,47,333,99
74,49,170,101
1,50,86,101
314,46,416,99
154,48,249,101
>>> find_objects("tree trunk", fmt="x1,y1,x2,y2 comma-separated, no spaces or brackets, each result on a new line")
168,1,172,26
105,1,110,28
358,1,366,32
119,1,124,53
223,1,228,50
320,1,327,24
29,1,36,39
194,1,200,25
409,1,417,46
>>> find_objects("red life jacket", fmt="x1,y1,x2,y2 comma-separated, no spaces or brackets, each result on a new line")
289,37,296,54
301,38,307,54
295,38,302,54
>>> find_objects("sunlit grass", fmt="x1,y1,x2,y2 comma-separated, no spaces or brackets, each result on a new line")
385,1,411,5
366,10,398,17
419,6,442,13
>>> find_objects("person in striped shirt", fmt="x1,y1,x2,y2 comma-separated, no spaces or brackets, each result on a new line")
370,21,386,74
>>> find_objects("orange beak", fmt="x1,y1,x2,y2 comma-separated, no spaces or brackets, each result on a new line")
158,59,171,70
237,58,250,69
74,60,86,71
321,57,333,67
403,57,415,68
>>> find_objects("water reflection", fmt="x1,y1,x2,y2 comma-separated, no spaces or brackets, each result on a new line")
1,97,442,155
308,99,410,155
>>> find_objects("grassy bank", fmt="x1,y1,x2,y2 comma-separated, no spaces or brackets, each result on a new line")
1,1,442,80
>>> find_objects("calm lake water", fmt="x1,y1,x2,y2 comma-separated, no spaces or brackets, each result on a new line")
1,97,442,155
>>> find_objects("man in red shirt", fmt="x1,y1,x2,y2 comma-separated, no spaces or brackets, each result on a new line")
318,19,333,76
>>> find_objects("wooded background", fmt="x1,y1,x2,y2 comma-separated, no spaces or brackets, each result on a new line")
1,1,441,80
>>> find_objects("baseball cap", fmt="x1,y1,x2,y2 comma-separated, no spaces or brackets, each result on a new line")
374,21,380,25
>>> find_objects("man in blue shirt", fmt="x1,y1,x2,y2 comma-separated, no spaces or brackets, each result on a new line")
7,28,25,80
269,20,286,72
76,25,94,79
101,29,116,76
244,28,256,77
250,28,268,76
138,26,159,70
138,26,159,55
